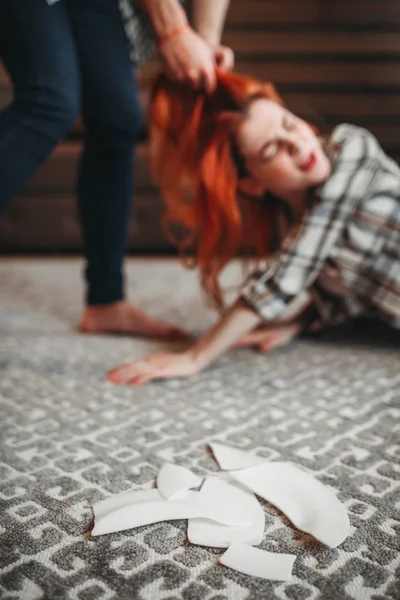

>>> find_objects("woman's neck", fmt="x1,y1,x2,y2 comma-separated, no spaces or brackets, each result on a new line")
281,190,309,223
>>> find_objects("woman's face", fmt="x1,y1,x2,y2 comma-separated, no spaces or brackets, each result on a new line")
236,99,332,202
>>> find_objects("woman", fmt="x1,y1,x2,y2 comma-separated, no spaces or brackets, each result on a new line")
108,71,400,386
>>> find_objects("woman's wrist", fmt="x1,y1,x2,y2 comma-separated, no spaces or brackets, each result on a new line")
184,347,211,372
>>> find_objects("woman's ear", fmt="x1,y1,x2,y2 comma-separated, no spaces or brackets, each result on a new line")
238,177,265,198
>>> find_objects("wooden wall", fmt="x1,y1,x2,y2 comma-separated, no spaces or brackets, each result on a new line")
223,0,400,163
0,0,399,252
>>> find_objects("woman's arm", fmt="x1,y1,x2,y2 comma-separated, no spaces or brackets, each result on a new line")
108,299,262,385
186,298,263,369
107,298,306,386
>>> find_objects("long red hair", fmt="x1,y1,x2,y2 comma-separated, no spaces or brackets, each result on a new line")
149,70,284,310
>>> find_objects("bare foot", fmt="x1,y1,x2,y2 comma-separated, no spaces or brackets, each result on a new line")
79,300,190,341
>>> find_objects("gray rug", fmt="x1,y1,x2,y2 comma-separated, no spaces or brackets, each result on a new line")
1,259,399,600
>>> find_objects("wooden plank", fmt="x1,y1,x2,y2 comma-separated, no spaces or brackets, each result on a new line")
222,31,400,55
348,125,400,150
0,191,172,251
136,59,400,88
234,61,400,86
5,56,397,93
226,0,400,27
282,92,400,119
142,88,400,123
24,142,154,192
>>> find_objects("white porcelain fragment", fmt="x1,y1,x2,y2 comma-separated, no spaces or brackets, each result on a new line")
209,442,266,471
91,475,254,537
188,479,265,548
93,489,157,521
198,476,256,527
91,488,206,537
157,463,203,500
230,462,350,548
220,542,296,581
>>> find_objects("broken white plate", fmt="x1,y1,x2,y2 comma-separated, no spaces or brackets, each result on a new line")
196,476,253,527
91,488,206,537
230,462,350,548
188,480,265,548
210,442,266,471
93,489,157,521
220,542,296,581
91,478,251,537
157,463,203,500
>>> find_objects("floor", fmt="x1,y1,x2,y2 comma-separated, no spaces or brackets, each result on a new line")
1,258,399,600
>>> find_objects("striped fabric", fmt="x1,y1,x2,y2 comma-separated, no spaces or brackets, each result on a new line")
241,124,400,330
117,0,157,64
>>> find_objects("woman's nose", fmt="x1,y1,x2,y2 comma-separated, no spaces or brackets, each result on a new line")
285,133,301,156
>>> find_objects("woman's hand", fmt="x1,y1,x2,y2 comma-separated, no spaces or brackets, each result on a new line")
233,322,302,354
107,351,203,386
108,299,263,387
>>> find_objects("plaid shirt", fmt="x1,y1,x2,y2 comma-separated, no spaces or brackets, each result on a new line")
241,124,400,330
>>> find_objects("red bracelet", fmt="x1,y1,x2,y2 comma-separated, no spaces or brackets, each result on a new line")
157,22,190,46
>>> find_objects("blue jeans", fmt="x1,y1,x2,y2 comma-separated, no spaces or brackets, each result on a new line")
0,0,143,305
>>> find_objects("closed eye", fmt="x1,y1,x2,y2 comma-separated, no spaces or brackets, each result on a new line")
257,113,297,163
260,141,278,162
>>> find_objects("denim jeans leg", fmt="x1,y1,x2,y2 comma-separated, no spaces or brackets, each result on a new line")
68,0,143,306
0,0,80,211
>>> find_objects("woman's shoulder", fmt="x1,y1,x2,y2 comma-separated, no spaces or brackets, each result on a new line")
329,123,382,160
329,124,400,180
314,124,384,206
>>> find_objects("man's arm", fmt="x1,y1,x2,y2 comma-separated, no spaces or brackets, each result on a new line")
192,0,234,71
191,0,230,47
137,0,216,90
136,0,188,38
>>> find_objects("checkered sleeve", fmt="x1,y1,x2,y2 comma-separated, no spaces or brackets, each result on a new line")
304,286,367,332
241,125,381,322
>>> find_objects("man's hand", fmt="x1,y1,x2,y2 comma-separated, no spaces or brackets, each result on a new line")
158,27,217,93
213,44,235,72
138,0,233,92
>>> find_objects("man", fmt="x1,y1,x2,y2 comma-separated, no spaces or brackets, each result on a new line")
0,0,233,338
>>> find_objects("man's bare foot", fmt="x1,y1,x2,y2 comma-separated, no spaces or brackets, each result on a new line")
79,300,190,341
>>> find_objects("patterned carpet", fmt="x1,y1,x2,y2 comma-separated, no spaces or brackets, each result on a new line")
1,259,399,600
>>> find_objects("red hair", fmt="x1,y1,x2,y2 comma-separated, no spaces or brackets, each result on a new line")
149,70,284,310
